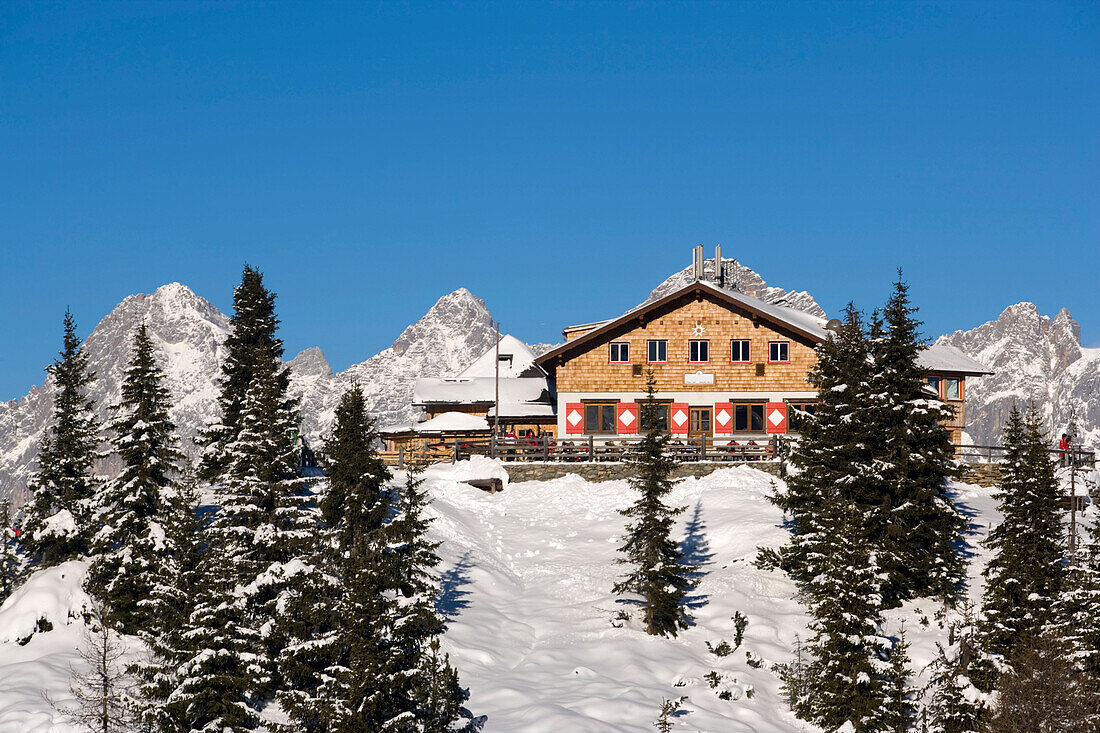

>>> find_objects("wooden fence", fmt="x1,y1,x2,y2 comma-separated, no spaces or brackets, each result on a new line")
380,437,1096,470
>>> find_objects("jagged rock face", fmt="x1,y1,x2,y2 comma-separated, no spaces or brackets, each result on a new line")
937,303,1100,449
644,257,826,317
1,285,498,504
288,288,498,439
0,283,231,505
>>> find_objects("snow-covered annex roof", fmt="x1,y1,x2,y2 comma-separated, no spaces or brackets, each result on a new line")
410,333,554,421
918,343,993,376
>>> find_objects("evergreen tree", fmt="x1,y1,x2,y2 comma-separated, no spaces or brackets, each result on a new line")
200,265,284,482
922,604,986,732
172,266,311,726
796,498,890,732
1048,519,1100,728
776,304,885,596
89,323,182,633
0,500,21,603
870,273,965,604
613,371,696,637
980,405,1063,670
282,386,474,732
882,628,916,733
391,468,471,731
22,310,101,565
131,469,206,733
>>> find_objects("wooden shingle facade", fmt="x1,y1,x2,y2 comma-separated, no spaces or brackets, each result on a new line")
536,278,990,443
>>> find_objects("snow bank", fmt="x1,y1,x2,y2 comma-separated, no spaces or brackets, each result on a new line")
422,456,510,488
0,561,91,644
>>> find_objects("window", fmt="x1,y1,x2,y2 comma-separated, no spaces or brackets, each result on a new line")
584,403,617,434
730,339,751,363
639,402,670,432
647,339,667,363
734,403,766,432
609,342,629,363
942,377,961,400
690,407,712,435
769,341,790,363
927,376,942,396
689,339,709,363
788,401,818,432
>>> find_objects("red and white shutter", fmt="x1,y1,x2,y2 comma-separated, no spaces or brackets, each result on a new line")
670,402,690,435
713,402,733,436
617,402,638,435
765,402,787,434
565,403,585,435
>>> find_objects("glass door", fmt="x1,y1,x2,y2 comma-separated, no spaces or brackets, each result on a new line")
689,407,712,437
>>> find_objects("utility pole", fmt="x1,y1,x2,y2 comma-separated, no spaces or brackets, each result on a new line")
1067,408,1079,554
494,321,500,438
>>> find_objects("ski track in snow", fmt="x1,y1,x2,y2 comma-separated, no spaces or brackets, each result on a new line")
1,463,1096,732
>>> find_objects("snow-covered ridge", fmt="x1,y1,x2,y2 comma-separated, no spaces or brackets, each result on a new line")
936,302,1100,449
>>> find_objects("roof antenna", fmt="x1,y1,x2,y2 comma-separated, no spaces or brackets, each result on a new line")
715,245,723,287
692,244,704,281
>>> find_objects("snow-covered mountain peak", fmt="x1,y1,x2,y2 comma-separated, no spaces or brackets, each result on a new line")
644,256,826,317
288,347,332,379
392,289,493,356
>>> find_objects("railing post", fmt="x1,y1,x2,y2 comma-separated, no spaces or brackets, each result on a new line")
490,434,497,460
588,435,594,461
398,445,405,469
542,435,549,461
700,436,707,461
453,441,460,463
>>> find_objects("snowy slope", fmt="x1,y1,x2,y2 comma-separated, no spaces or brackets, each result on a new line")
6,463,1095,731
1,462,1095,731
936,303,1100,449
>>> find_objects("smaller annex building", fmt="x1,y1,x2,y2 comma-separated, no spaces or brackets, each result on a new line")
380,335,556,453
534,269,990,446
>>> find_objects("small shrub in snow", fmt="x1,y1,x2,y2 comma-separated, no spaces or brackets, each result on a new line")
706,639,732,657
653,695,688,732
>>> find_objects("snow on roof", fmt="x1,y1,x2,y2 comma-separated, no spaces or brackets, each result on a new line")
693,280,829,340
413,376,549,405
488,402,556,418
416,411,490,433
456,334,542,379
919,343,993,376
539,279,829,366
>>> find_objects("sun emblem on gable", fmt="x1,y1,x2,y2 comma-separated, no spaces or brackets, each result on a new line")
692,323,707,337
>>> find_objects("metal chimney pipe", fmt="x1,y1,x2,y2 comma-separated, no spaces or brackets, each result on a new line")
693,244,704,280
715,245,722,287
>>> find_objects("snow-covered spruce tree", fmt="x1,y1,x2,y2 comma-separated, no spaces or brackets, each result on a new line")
88,323,182,634
0,500,21,603
200,264,284,483
796,498,890,732
979,405,1063,673
167,526,261,732
613,370,696,638
775,304,884,594
22,310,101,566
282,386,474,732
174,266,313,724
1050,523,1100,693
882,628,915,733
279,383,389,731
131,468,206,733
392,467,473,731
869,273,965,605
922,603,986,731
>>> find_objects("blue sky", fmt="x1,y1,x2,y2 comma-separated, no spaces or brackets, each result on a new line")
1,2,1097,399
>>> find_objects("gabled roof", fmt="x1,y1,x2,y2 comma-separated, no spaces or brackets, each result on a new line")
918,343,993,376
536,279,829,367
456,334,545,378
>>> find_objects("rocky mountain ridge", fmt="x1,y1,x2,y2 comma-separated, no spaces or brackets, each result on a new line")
2,262,1094,504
